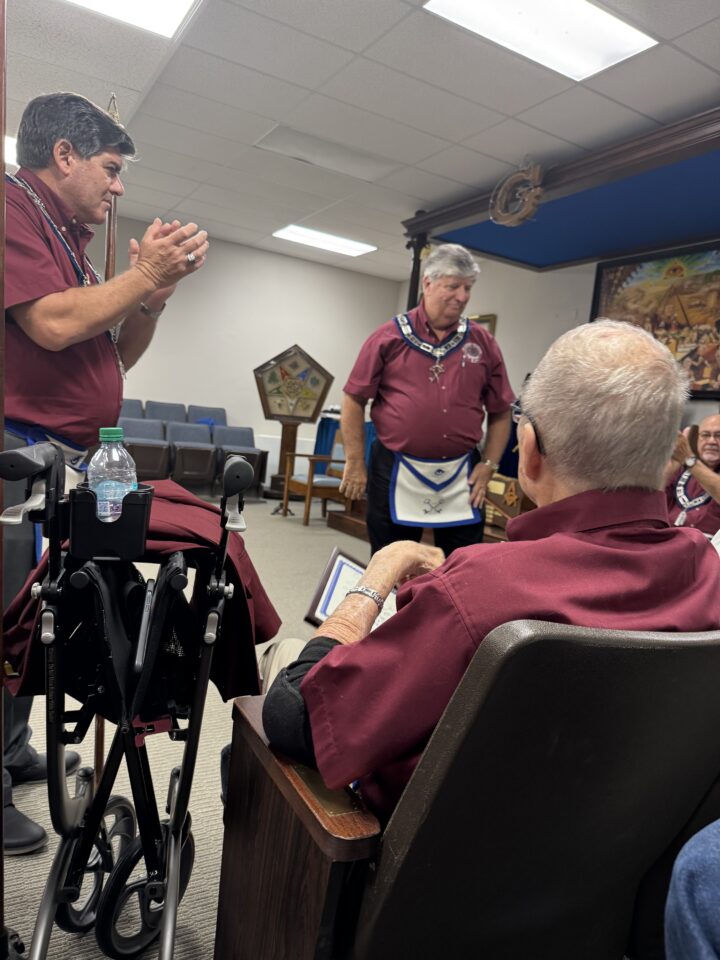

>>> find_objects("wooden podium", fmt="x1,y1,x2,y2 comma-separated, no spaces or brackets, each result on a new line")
253,345,333,497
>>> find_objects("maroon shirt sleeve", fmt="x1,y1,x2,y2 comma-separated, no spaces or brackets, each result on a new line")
5,189,76,309
300,571,476,790
343,326,391,402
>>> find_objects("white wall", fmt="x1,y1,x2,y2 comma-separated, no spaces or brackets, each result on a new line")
90,218,401,462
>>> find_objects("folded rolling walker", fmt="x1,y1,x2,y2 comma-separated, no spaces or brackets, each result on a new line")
0,443,254,960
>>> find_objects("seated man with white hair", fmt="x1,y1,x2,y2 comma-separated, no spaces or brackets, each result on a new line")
263,319,720,821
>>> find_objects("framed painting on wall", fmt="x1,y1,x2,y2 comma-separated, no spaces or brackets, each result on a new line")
469,313,497,336
590,241,720,399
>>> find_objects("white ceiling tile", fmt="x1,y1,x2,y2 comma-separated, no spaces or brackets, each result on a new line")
516,88,659,151
296,213,403,251
125,142,211,181
673,18,720,71
7,53,141,129
289,94,449,164
376,166,472,206
163,214,267,248
159,46,309,120
318,199,418,235
254,236,349,268
345,182,428,218
597,0,720,40
8,0,169,91
121,164,199,199
224,0,412,52
115,199,174,223
118,182,187,215
462,119,586,167
141,84,277,147
586,45,720,123
418,146,512,188
202,147,360,200
185,0,354,88
128,113,249,167
320,58,505,142
343,252,411,281
364,9,572,115
172,195,303,235
189,166,332,211
191,182,326,221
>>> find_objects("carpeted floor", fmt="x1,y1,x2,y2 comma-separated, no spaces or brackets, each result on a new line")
4,499,368,959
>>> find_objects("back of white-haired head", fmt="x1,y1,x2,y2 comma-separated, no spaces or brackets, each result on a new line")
422,244,480,282
523,319,689,491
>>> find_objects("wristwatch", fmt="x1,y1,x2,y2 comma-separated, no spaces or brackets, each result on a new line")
684,455,697,469
480,458,500,471
139,302,166,321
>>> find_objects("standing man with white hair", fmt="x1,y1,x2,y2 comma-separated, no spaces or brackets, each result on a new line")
264,320,720,821
340,243,514,555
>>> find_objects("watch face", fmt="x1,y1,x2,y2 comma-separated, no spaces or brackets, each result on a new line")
254,345,333,423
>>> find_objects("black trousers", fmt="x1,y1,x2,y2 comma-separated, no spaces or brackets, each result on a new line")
366,441,485,557
3,432,39,806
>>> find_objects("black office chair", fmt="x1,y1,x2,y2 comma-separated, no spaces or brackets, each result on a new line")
118,417,171,480
215,620,720,960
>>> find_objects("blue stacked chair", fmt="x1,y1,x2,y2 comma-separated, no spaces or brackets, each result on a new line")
188,405,227,429
120,397,143,419
145,401,187,425
117,417,171,480
166,422,216,487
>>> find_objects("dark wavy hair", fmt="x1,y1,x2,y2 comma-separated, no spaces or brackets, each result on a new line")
17,92,136,169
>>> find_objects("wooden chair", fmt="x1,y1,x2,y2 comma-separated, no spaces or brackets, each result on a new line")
215,620,720,960
282,439,348,525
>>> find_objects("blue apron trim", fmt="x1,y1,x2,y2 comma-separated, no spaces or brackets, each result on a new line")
396,452,470,493
389,452,483,528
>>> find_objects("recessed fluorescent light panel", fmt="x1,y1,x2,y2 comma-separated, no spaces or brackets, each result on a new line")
61,0,196,38
5,137,17,166
423,0,657,81
273,225,377,258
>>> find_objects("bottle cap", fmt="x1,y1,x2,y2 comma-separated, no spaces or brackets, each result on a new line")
99,427,124,441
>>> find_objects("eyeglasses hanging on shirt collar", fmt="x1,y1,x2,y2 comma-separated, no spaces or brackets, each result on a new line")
511,396,546,456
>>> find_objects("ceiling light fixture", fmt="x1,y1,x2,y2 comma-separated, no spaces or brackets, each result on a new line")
273,225,377,257
60,0,197,38
422,0,657,81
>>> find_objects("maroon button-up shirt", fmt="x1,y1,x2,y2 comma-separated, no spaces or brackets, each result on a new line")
5,168,122,448
344,303,514,458
301,488,720,819
666,466,720,535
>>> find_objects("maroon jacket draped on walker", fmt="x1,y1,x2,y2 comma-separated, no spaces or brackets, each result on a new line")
2,480,281,699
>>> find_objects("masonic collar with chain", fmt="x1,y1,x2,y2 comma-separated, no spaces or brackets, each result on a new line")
393,312,469,383
674,469,711,526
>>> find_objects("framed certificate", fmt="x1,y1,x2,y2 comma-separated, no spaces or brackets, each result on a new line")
305,547,397,629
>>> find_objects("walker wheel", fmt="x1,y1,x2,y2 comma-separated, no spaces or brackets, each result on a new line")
94,824,195,959
55,795,136,934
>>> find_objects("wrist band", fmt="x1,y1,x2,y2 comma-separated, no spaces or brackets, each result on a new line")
346,585,385,612
480,458,499,471
139,302,166,321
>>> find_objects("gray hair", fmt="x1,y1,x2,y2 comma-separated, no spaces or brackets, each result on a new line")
422,244,480,282
523,319,689,491
17,93,135,169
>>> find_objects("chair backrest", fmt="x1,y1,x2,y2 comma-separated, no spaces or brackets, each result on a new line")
354,620,720,960
166,421,212,445
187,404,227,427
326,440,345,479
120,397,143,419
118,417,165,441
213,425,255,448
145,400,187,423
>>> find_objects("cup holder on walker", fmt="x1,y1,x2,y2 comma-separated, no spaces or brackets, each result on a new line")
68,483,153,560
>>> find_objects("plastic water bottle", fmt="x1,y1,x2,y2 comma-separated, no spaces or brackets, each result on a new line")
87,427,138,523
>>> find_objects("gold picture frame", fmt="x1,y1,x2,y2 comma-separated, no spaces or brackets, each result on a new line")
469,313,497,336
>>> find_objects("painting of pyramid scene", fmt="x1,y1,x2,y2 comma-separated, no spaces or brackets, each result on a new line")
592,245,720,398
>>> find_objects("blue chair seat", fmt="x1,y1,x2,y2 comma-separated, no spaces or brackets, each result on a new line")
291,474,341,487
